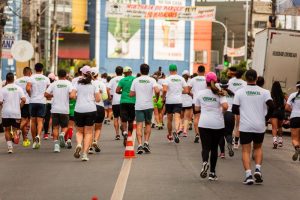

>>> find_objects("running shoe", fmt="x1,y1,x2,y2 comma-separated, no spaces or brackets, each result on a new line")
194,134,200,143
254,169,263,184
243,175,254,185
123,132,128,147
88,147,94,154
177,130,183,136
278,137,283,147
292,148,300,161
59,133,66,148
173,132,180,143
151,123,156,128
22,139,31,147
13,131,20,144
233,143,239,149
81,153,89,161
143,143,151,153
54,143,60,153
208,173,218,181
34,136,40,149
137,145,144,154
7,147,13,154
182,132,188,137
32,142,37,149
115,135,121,140
200,162,209,178
227,143,234,157
220,153,225,159
74,145,82,159
188,123,193,131
167,134,174,143
273,140,278,149
107,120,111,125
104,119,107,124
66,139,72,149
92,142,101,153
43,133,49,140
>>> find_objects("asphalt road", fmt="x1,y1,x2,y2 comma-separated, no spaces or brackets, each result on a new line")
0,124,299,200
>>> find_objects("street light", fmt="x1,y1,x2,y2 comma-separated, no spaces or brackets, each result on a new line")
212,20,228,65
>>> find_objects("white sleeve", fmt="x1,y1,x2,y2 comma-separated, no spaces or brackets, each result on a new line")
18,87,25,98
182,78,188,87
94,85,99,94
46,77,51,86
220,96,227,104
264,90,272,102
130,79,136,92
68,83,74,93
187,79,192,87
287,93,295,106
233,92,240,105
46,83,54,94
195,94,201,107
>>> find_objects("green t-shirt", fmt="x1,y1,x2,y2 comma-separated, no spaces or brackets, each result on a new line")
69,99,76,117
118,76,136,104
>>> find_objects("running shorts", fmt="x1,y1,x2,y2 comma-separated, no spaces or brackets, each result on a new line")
74,111,96,127
104,100,112,109
120,103,135,122
165,104,182,114
2,118,21,129
21,104,30,118
29,103,46,118
112,105,121,118
135,109,153,123
95,106,105,123
240,132,265,145
290,117,300,128
153,96,163,109
52,113,69,128
182,106,192,112
271,109,285,121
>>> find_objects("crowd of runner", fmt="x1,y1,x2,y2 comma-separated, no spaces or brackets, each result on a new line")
0,62,300,185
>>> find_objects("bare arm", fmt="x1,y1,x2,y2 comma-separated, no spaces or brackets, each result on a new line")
26,82,32,97
116,86,122,95
95,92,101,103
221,102,228,112
130,91,136,97
20,97,26,108
69,90,76,100
285,104,292,112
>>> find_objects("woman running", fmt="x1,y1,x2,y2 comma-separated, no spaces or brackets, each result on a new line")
285,81,300,161
195,72,228,181
270,81,285,148
152,75,164,130
181,70,193,137
73,66,101,161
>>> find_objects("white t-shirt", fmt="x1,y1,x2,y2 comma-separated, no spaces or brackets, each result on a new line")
195,89,227,129
75,83,98,113
15,76,31,104
71,76,82,87
0,83,25,119
157,79,165,86
226,94,234,112
182,93,193,108
46,80,74,114
287,92,300,119
188,76,207,103
233,85,272,133
92,79,107,107
130,76,157,110
163,75,187,104
107,76,123,105
228,77,246,93
28,74,50,104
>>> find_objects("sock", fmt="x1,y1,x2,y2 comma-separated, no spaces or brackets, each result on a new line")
54,140,59,144
273,136,277,142
245,169,252,178
7,141,13,148
255,164,261,171
144,141,149,145
235,137,239,144
65,128,73,141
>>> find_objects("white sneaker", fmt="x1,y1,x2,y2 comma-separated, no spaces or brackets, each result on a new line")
35,136,41,149
59,133,66,148
8,147,13,154
54,143,60,153
81,153,89,161
233,143,239,149
32,142,37,149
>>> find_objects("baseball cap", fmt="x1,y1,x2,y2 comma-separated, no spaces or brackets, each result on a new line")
169,64,177,71
80,65,91,75
205,72,217,83
48,73,56,80
182,70,189,76
123,66,132,73
90,68,99,76
219,79,229,88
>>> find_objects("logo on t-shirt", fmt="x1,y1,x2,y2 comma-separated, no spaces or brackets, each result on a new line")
7,88,17,92
35,77,45,81
139,80,150,84
203,97,217,102
196,78,205,82
246,91,261,96
57,84,67,88
233,83,242,86
171,79,181,82
19,80,26,83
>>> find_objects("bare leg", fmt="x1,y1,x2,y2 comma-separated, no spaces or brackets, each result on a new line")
136,122,143,146
167,114,173,136
193,113,200,135
37,117,44,137
144,122,151,142
242,143,252,171
31,117,37,140
83,126,93,154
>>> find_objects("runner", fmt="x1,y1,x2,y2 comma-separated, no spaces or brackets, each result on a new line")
116,66,136,146
152,75,164,130
232,69,274,185
270,81,285,148
73,66,101,161
26,63,50,149
188,65,207,143
104,76,113,125
107,66,123,140
285,81,300,161
15,67,32,147
130,64,159,154
0,72,26,153
194,72,228,181
181,70,193,138
162,64,189,143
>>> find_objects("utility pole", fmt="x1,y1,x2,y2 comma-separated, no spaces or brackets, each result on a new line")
0,1,8,77
51,0,57,73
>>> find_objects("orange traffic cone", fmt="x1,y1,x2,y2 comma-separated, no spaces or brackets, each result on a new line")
124,134,136,158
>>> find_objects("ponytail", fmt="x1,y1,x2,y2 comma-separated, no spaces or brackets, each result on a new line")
208,81,225,96
78,73,92,85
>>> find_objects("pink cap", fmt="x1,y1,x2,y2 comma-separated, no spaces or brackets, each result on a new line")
205,72,217,83
80,65,91,75
48,73,56,80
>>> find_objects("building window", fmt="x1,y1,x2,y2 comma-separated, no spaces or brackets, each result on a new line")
254,21,267,29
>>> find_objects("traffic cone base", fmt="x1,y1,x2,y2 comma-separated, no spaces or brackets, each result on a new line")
124,135,136,158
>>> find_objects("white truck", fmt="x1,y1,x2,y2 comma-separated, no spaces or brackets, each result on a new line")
252,28,300,94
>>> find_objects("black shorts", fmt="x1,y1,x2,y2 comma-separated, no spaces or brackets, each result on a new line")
271,109,285,121
21,104,30,118
29,103,46,118
240,132,265,145
52,113,69,128
290,117,300,128
69,115,75,121
182,106,192,112
120,103,135,122
74,111,96,127
192,104,200,114
165,104,182,114
2,118,21,129
112,105,121,118
95,106,105,123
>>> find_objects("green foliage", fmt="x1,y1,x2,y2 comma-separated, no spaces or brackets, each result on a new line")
220,61,247,81
60,26,75,33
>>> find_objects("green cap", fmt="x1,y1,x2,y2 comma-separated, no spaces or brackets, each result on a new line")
169,64,177,71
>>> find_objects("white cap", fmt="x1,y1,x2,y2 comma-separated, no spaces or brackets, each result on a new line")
90,68,99,76
80,65,91,75
182,70,189,76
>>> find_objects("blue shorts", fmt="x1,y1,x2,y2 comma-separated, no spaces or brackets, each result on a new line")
30,103,46,118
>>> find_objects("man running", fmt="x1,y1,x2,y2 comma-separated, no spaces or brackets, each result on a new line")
130,64,159,154
0,73,26,153
162,64,189,143
188,65,207,143
116,66,136,146
107,66,123,140
45,69,75,153
232,69,274,185
26,63,50,149
15,67,32,147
